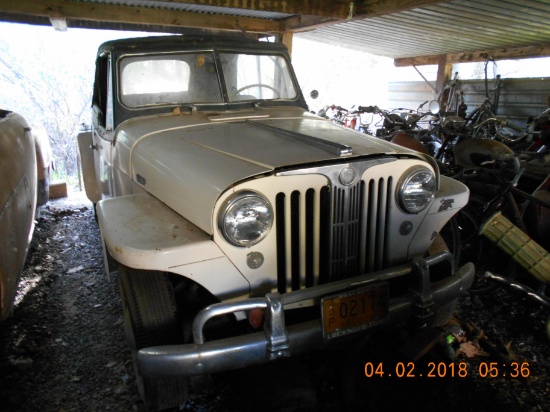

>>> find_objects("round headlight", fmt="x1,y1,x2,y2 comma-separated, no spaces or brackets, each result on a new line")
219,191,273,247
398,167,436,214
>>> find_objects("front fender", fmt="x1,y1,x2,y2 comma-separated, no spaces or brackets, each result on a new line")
410,176,470,257
97,193,250,301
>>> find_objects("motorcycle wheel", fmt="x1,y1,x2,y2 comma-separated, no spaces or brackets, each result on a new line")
441,197,508,295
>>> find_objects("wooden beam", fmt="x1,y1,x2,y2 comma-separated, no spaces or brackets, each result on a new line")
0,0,280,33
284,0,452,32
0,0,454,34
394,44,550,67
153,0,353,19
356,0,452,18
164,0,452,20
282,15,341,33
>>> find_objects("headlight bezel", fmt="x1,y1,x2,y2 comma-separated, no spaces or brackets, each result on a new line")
397,166,436,214
218,190,273,247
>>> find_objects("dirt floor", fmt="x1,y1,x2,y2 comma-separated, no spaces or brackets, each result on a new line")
0,192,549,412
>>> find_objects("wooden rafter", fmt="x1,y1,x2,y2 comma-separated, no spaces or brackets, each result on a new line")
394,44,550,67
0,1,455,33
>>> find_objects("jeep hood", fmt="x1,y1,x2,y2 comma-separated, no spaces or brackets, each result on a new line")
120,108,423,234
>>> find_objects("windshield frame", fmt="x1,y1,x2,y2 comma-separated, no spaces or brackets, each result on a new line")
107,39,308,128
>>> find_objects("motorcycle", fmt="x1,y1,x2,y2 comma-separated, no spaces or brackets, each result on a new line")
356,100,441,156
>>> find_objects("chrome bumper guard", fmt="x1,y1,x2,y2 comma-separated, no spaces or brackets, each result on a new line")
137,252,474,378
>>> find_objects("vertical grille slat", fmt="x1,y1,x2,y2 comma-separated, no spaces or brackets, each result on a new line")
384,178,393,268
291,191,301,291
305,189,315,287
319,187,331,285
359,181,367,275
366,179,377,273
375,178,386,270
275,166,395,291
275,193,287,293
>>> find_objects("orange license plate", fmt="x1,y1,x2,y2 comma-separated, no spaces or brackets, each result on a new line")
321,284,389,339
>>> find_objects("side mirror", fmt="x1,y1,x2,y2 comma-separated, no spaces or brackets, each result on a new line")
428,100,440,115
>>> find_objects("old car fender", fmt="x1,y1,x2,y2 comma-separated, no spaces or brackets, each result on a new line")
96,193,250,300
33,126,53,206
0,111,37,320
77,130,101,204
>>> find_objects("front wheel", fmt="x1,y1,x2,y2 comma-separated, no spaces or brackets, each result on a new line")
118,266,189,411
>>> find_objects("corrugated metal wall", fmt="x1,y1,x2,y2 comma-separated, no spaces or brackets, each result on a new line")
388,81,437,111
389,77,550,125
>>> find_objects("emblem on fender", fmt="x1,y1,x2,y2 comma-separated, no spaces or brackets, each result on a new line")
438,198,455,211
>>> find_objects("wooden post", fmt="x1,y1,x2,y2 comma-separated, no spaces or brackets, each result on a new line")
281,32,293,58
435,54,452,112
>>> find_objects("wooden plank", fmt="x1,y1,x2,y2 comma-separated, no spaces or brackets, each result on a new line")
0,0,280,33
394,44,550,67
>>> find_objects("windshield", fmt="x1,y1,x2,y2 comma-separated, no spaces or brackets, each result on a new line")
119,52,223,107
221,53,297,102
118,51,297,108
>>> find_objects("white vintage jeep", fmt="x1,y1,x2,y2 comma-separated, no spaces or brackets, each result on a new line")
78,35,474,410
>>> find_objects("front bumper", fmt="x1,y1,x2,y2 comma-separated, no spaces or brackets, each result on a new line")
138,252,474,378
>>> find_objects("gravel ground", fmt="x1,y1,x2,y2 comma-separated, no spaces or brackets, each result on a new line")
0,192,548,412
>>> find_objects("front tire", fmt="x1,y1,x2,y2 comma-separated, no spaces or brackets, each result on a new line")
118,266,189,411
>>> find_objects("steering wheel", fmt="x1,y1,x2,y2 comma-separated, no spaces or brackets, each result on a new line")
234,83,280,98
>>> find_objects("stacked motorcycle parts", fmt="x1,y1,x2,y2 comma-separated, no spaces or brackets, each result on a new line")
390,132,430,155
453,138,514,169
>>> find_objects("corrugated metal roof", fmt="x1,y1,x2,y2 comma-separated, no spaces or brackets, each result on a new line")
1,0,549,59
296,0,550,58
84,0,294,20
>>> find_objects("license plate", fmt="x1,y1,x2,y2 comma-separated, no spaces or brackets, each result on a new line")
321,284,389,339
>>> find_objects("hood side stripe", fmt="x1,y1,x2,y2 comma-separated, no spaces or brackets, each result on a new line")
247,120,353,156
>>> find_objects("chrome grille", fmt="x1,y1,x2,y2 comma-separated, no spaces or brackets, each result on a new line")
276,171,394,292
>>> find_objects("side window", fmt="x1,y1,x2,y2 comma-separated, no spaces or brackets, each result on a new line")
120,57,191,107
92,54,109,129
105,58,113,131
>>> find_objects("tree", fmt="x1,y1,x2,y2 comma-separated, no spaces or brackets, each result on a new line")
0,23,152,186
0,26,93,183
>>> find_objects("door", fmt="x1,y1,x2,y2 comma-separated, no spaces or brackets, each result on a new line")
91,53,115,198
